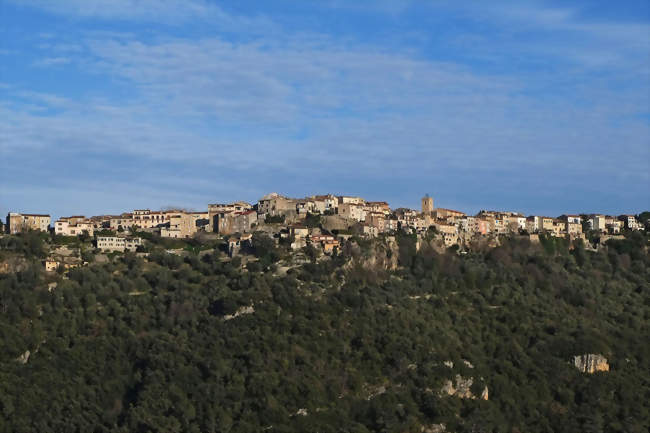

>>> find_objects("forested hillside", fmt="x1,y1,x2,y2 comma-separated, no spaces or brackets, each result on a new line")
0,232,648,432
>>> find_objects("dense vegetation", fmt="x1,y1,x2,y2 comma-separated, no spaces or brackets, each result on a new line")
0,230,648,432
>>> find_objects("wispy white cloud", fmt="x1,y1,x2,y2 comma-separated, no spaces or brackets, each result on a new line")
11,0,275,30
34,56,71,67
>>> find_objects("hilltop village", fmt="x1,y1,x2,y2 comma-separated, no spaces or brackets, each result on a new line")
3,192,647,272
1,194,649,432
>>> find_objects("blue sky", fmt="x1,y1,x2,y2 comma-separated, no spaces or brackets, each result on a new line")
1,0,649,219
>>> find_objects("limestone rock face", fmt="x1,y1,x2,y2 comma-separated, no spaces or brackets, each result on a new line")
15,350,30,364
440,375,488,400
421,424,446,433
223,305,255,321
573,354,609,373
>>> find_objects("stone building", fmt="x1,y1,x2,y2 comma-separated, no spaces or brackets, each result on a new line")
421,195,434,215
96,236,142,252
208,202,253,231
257,193,297,217
6,212,51,234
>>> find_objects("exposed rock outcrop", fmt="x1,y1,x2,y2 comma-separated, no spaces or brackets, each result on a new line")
344,238,399,271
15,350,30,364
422,424,447,433
573,354,609,373
223,305,255,321
440,375,488,400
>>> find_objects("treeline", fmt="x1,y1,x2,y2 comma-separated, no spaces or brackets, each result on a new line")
0,231,648,432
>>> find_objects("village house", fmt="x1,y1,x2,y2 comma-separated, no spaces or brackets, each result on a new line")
566,221,583,236
322,239,340,254
288,224,309,250
228,233,252,256
54,216,95,237
338,196,365,205
493,217,509,235
588,214,607,232
458,216,490,236
208,202,253,232
109,213,136,231
436,208,466,220
310,234,335,243
539,217,555,233
525,216,539,233
562,215,582,225
296,200,317,215
619,214,641,230
290,224,309,239
433,222,459,247
44,257,83,272
161,212,209,238
604,216,622,234
364,201,391,215
6,212,51,234
503,214,526,232
310,194,338,213
365,212,387,232
362,224,379,237
551,220,565,237
212,210,258,235
257,193,297,217
385,218,400,232
338,203,366,222
89,215,113,229
96,236,142,252
132,209,172,229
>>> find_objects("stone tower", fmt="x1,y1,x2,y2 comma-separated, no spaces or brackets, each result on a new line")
421,194,434,215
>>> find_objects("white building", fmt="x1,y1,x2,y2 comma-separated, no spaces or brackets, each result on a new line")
97,236,142,252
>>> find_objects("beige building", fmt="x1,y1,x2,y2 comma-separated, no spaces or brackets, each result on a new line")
110,214,135,231
132,209,173,229
436,208,466,220
589,214,606,232
208,202,253,231
212,210,258,235
44,257,83,272
6,213,51,234
228,233,252,256
539,217,555,233
290,224,309,239
563,215,582,225
362,224,379,237
551,221,565,237
54,216,95,237
364,201,391,215
310,194,338,213
566,222,583,236
366,212,387,232
338,196,365,205
338,203,366,221
97,236,142,252
257,193,297,216
619,214,641,230
386,218,400,232
434,223,459,246
161,212,209,238
525,216,539,233
605,216,621,234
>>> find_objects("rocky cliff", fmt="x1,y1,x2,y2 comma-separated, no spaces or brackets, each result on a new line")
440,374,489,400
573,354,609,373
